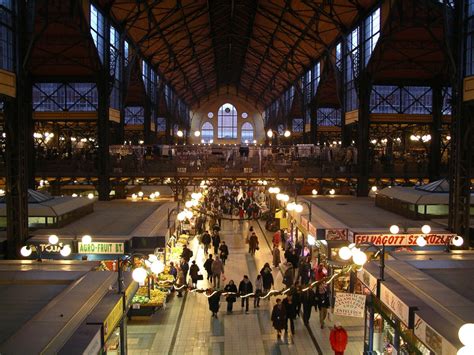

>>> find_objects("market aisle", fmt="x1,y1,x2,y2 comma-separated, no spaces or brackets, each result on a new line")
256,219,366,354
128,218,319,354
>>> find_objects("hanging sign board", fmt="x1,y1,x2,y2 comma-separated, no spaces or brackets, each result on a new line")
414,314,458,355
334,292,366,318
325,229,348,241
78,242,124,254
357,268,378,295
354,234,456,246
380,283,412,327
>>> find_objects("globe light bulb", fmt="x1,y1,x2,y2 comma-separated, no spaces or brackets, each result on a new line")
194,131,201,137
452,235,464,247
458,346,474,355
286,202,296,212
353,250,368,266
131,194,137,199
87,193,94,200
274,187,280,194
60,245,71,257
371,186,377,192
389,225,400,234
329,189,335,195
72,193,78,198
421,224,431,234
132,267,147,283
281,194,289,202
20,246,32,257
416,236,427,247
267,129,273,138
312,189,318,195
284,130,291,138
185,201,193,208
338,246,352,261
307,235,316,246
151,260,165,275
49,235,59,245
154,191,160,197
177,130,184,137
276,193,284,201
294,204,304,213
138,191,144,198
81,235,92,244
177,212,186,221
150,193,155,199
459,323,474,346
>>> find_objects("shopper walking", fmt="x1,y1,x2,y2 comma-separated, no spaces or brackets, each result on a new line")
180,258,189,284
249,232,259,256
272,245,281,268
189,260,200,288
283,262,294,288
204,254,213,282
301,287,315,325
271,298,287,340
176,268,186,298
201,230,211,255
260,263,274,295
224,280,237,313
181,244,193,262
238,275,253,313
330,323,348,355
272,229,281,248
315,283,331,329
219,241,229,265
283,294,297,339
211,257,224,289
169,261,177,281
207,287,221,319
212,230,221,255
254,275,263,308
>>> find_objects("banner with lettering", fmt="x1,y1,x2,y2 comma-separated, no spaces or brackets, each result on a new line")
334,292,366,318
354,233,456,246
325,229,348,241
78,242,125,254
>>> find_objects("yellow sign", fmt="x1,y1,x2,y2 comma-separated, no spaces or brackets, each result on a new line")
78,242,124,254
103,299,123,341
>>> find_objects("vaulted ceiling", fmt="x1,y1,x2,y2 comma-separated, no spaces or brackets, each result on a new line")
103,0,377,107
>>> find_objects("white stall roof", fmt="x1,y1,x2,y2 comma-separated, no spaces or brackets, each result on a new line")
0,195,93,217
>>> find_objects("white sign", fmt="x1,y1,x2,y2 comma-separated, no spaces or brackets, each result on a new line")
380,284,411,327
334,292,366,318
354,233,456,246
78,242,124,254
357,268,378,294
414,314,458,355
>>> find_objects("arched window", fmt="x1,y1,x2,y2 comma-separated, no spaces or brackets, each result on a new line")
218,103,237,139
241,122,254,143
201,122,214,142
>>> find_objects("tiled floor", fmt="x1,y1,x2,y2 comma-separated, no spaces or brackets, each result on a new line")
128,218,364,354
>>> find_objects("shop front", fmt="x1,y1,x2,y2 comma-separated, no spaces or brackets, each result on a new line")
358,267,439,355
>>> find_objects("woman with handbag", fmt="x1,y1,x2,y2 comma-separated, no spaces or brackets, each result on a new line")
224,280,238,313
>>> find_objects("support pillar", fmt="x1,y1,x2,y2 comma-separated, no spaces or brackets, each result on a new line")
429,84,442,181
5,0,31,258
356,74,371,196
310,103,317,144
97,16,111,201
144,99,151,145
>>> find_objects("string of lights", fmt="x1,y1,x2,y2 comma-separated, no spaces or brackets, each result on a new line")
153,264,356,299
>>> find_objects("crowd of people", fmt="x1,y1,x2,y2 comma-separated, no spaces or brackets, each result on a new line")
166,183,348,353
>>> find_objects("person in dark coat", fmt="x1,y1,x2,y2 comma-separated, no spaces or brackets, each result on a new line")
271,298,287,340
224,280,238,313
219,241,229,265
238,275,253,313
301,287,316,325
292,285,302,316
189,260,200,288
207,287,221,318
181,244,193,262
212,231,221,255
260,263,274,294
201,231,211,255
315,283,331,329
180,259,189,284
204,254,213,281
283,294,297,336
283,263,295,288
249,232,259,255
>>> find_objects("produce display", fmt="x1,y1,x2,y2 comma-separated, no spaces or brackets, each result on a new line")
133,286,169,307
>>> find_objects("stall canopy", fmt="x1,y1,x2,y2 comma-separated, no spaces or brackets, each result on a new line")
0,189,53,204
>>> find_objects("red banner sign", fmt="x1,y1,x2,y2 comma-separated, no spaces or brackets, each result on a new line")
354,233,456,246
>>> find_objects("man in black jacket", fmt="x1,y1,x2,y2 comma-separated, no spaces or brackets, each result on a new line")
201,230,211,255
239,275,253,313
204,254,213,281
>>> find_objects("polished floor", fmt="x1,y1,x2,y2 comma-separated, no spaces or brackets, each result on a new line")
127,219,364,355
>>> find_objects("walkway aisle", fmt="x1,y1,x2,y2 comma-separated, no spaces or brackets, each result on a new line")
129,218,318,355
256,219,365,354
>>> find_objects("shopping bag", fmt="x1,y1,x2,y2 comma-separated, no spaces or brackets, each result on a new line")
222,275,227,282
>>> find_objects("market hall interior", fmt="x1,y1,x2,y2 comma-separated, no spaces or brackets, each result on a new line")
0,0,473,354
